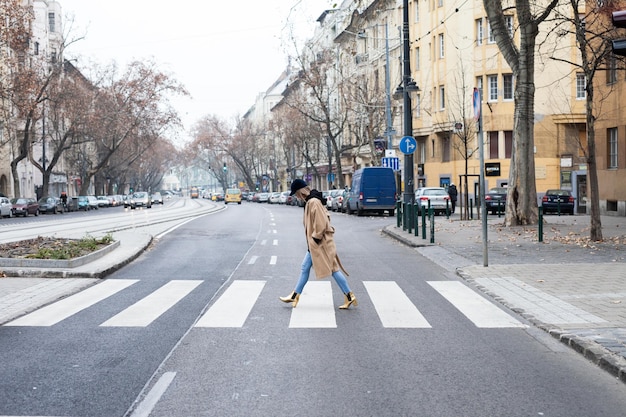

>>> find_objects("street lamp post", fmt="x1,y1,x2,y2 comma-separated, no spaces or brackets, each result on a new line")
401,0,416,204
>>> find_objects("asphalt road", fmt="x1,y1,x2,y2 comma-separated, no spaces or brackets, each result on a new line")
1,201,625,416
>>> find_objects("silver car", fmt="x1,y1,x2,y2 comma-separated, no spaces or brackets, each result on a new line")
129,192,152,209
0,196,13,218
415,187,451,215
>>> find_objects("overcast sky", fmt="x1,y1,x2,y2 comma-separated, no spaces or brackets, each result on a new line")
58,0,333,143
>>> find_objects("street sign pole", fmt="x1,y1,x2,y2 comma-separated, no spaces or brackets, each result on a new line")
474,87,488,267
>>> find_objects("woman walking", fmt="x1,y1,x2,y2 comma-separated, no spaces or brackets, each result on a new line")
280,179,357,309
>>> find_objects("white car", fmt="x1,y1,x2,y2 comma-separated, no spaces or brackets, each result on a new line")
269,192,281,204
87,196,100,210
0,196,12,218
414,187,451,215
279,191,289,204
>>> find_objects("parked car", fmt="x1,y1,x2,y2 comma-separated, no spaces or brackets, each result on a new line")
87,196,100,210
542,189,575,215
279,191,290,204
97,196,110,207
414,187,450,215
0,196,13,218
73,196,91,211
257,192,270,203
345,167,397,216
129,191,152,209
11,198,39,217
485,187,508,214
268,192,281,204
38,196,64,214
225,188,242,205
331,190,347,212
152,192,164,205
327,190,342,210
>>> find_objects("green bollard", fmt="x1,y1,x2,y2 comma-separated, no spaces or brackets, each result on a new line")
538,206,543,242
402,202,407,231
422,205,427,239
557,200,561,216
498,200,502,218
413,203,420,237
396,201,402,228
470,199,474,220
429,206,435,243
407,203,413,234
446,200,450,219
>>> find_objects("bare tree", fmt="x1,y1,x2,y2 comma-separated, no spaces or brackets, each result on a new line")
545,0,623,241
483,0,560,226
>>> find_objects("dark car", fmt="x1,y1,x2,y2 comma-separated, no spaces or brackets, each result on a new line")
485,187,508,214
38,196,64,214
11,198,39,217
542,189,575,215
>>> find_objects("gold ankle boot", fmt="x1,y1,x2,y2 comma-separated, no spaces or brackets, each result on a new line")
279,291,300,307
339,292,357,309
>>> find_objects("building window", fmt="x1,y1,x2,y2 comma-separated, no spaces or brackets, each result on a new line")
48,12,55,33
607,55,617,84
503,74,513,100
50,48,57,63
476,76,484,101
438,34,444,58
438,0,443,7
489,131,499,159
415,2,419,22
439,86,445,110
505,15,514,37
488,22,496,44
476,19,484,46
488,75,498,101
415,47,420,71
442,135,450,162
608,127,618,168
504,131,512,158
34,41,39,55
414,94,421,118
576,73,586,99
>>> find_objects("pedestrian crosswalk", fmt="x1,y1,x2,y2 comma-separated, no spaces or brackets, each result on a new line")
3,279,527,330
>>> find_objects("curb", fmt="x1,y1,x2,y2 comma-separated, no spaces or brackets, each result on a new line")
0,240,120,269
381,225,433,247
456,268,626,384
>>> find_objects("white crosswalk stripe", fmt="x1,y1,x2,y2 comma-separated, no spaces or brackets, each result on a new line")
5,279,138,327
364,281,431,328
288,281,336,328
427,281,527,328
2,279,527,330
100,280,203,327
195,280,266,328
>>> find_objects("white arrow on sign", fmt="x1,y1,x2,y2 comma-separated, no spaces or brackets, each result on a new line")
404,137,416,152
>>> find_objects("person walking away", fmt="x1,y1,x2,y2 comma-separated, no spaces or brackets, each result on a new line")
280,179,357,309
448,183,458,214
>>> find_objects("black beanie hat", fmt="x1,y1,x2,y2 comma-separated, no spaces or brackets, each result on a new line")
290,179,308,196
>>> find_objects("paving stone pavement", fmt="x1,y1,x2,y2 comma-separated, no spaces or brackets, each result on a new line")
383,213,626,383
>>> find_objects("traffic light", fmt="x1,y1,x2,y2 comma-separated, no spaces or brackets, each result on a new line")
223,162,227,172
612,10,626,56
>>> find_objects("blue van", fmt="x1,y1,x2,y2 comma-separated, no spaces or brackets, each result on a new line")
345,167,397,216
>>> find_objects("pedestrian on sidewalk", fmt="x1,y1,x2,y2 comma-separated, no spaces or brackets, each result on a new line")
448,183,458,214
280,179,357,309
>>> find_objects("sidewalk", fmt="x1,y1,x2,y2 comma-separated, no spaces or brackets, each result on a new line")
383,213,626,383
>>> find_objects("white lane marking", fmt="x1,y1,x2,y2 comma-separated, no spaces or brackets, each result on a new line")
129,372,176,417
364,281,431,328
248,256,258,264
273,239,278,246
289,281,336,328
428,281,527,328
4,280,138,327
270,256,277,265
100,281,203,327
260,239,267,245
195,280,266,327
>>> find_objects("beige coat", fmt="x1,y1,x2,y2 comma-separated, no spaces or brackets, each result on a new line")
303,195,348,279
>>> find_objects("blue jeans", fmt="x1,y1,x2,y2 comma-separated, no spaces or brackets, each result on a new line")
295,251,351,294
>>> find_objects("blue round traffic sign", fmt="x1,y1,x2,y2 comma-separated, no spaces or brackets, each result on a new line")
399,136,417,155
